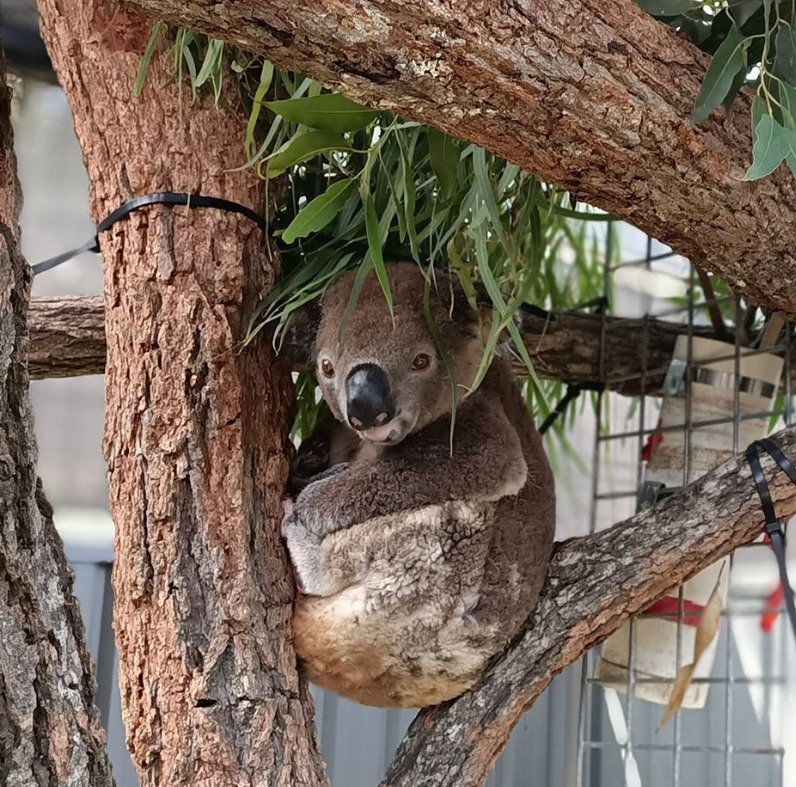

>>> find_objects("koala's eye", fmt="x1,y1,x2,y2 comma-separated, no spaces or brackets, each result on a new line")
411,353,431,371
320,359,335,378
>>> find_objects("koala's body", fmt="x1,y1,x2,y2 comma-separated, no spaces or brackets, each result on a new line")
282,262,555,708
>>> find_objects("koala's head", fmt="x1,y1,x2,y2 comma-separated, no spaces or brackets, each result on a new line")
311,262,486,446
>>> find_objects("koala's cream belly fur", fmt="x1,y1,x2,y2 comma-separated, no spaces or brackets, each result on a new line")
292,502,506,708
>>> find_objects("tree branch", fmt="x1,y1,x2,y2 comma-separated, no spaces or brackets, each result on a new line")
25,296,719,395
28,296,105,378
126,0,796,316
383,423,796,786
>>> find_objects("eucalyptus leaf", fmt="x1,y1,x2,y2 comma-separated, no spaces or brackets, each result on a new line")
134,21,164,98
788,151,796,181
266,130,351,178
282,180,357,243
778,82,796,129
774,23,796,83
364,195,393,316
727,0,762,27
266,93,379,132
744,113,790,180
428,128,462,196
692,28,745,122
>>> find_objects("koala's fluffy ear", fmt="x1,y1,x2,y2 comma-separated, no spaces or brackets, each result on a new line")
280,298,322,369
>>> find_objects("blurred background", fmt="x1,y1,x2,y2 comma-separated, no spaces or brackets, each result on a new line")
3,2,796,785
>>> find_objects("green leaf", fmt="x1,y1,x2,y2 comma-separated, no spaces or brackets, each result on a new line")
692,28,745,122
722,68,748,111
364,195,393,316
422,275,458,453
195,39,224,88
427,128,462,196
744,114,789,180
266,130,351,178
397,132,419,260
635,0,693,15
779,83,796,129
245,61,274,157
134,21,164,98
787,150,796,181
338,255,374,342
774,23,796,83
282,180,357,244
265,93,379,132
727,0,762,27
472,147,511,255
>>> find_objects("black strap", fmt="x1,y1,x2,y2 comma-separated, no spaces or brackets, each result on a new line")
31,192,267,276
538,381,605,435
746,438,796,642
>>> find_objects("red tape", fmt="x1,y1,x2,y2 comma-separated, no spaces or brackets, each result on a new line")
642,596,706,627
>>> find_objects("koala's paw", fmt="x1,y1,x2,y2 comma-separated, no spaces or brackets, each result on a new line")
293,463,351,537
281,511,325,595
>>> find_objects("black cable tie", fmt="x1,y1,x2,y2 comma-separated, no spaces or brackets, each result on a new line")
31,191,267,277
538,381,605,435
746,438,796,643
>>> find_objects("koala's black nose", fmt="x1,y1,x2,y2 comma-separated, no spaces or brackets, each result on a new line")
345,364,396,430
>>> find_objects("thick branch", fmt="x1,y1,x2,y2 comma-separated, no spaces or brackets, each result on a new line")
28,296,105,378
26,297,713,395
383,423,796,786
126,0,796,316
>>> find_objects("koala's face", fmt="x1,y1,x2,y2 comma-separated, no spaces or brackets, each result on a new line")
313,262,485,446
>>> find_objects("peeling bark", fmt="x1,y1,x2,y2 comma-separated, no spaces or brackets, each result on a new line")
383,422,796,786
125,0,796,316
0,43,113,787
37,3,326,784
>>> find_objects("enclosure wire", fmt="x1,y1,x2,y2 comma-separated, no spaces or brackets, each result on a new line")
575,229,790,787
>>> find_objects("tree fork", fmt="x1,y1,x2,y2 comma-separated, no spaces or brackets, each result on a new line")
0,43,113,787
383,422,796,786
37,2,326,784
124,0,796,317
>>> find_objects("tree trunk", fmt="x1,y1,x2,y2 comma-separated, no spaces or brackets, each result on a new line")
125,0,796,317
0,43,113,787
36,3,327,784
384,421,796,786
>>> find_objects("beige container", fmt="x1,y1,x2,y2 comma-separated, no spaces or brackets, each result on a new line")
597,335,784,708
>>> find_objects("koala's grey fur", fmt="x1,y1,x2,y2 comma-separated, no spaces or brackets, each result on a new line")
282,262,555,708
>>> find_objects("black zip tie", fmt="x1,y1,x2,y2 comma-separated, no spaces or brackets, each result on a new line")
538,381,605,435
31,192,268,277
746,437,796,643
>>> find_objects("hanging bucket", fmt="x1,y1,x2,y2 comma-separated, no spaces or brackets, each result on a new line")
596,335,784,709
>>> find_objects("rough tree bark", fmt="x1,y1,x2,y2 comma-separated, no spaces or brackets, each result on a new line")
28,296,105,379
124,0,796,318
384,422,796,786
37,2,326,784
0,44,113,786
24,296,747,396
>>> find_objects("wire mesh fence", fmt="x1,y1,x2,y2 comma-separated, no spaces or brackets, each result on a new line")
575,224,795,787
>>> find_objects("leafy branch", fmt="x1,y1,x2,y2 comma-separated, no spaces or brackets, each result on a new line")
638,0,796,179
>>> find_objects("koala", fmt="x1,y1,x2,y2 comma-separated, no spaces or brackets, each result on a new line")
281,262,555,708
